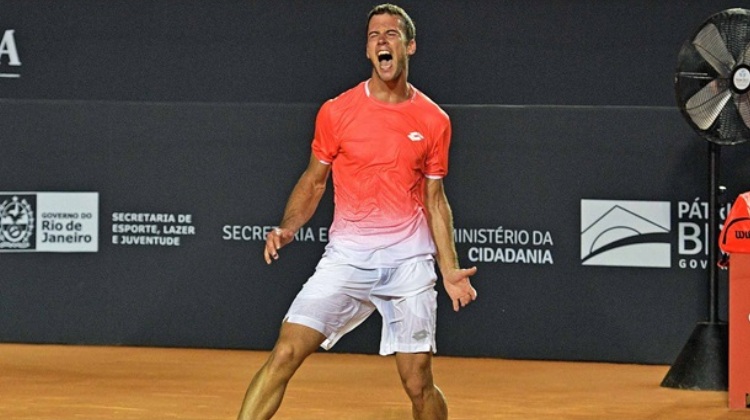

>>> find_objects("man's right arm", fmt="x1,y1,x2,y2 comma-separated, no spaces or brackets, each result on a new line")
264,153,331,264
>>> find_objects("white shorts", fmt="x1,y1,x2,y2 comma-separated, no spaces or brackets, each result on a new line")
284,257,438,355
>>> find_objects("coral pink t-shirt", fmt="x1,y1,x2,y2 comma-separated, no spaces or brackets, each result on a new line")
312,80,451,268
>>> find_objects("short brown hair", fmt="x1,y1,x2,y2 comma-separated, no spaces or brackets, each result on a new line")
367,4,416,42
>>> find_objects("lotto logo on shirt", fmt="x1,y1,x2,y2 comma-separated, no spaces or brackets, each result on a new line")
407,131,424,141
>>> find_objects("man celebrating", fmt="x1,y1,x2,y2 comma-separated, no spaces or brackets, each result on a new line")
237,4,477,419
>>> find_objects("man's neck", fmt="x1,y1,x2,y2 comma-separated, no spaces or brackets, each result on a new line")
367,76,412,104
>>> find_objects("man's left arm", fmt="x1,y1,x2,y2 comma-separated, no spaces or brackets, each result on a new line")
425,177,478,312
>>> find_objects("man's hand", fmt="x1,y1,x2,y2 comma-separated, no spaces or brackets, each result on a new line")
442,266,478,312
263,227,296,264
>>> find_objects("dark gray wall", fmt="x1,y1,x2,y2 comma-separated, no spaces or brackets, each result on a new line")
0,0,743,105
1,1,749,364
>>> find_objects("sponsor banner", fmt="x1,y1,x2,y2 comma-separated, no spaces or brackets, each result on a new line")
0,29,21,79
222,225,328,243
111,212,196,247
0,192,99,252
456,227,555,265
222,224,556,265
581,198,735,270
581,199,671,268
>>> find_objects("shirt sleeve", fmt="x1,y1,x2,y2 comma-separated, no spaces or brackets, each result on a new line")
311,100,338,165
424,117,451,179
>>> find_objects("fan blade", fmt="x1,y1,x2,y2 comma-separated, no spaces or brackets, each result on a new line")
737,93,750,130
742,41,750,65
685,79,731,130
693,23,735,77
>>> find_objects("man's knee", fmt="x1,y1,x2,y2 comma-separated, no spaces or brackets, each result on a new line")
269,341,299,366
401,373,431,402
266,323,326,374
400,360,437,403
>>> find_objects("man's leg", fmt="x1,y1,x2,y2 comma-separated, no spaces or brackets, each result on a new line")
237,322,325,420
395,352,448,420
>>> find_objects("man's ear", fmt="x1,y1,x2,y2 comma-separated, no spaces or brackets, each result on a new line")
407,39,416,56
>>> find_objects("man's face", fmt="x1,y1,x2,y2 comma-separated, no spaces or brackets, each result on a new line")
366,13,416,83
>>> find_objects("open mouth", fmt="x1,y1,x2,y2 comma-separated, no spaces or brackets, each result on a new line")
377,51,393,69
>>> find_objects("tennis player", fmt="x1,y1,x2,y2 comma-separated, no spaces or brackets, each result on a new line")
237,4,477,419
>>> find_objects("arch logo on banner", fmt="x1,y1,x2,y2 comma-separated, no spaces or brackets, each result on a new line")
580,199,671,268
0,192,99,252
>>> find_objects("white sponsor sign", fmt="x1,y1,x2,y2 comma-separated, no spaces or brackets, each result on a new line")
0,192,99,252
581,199,671,268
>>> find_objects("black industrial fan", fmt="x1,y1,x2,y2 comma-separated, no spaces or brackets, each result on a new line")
676,8,750,146
663,8,750,391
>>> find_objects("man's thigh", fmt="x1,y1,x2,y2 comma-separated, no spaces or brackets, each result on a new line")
285,260,379,349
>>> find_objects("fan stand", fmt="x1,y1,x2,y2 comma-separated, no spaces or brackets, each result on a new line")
661,141,728,391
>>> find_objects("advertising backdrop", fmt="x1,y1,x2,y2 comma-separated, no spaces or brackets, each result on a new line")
2,100,749,363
